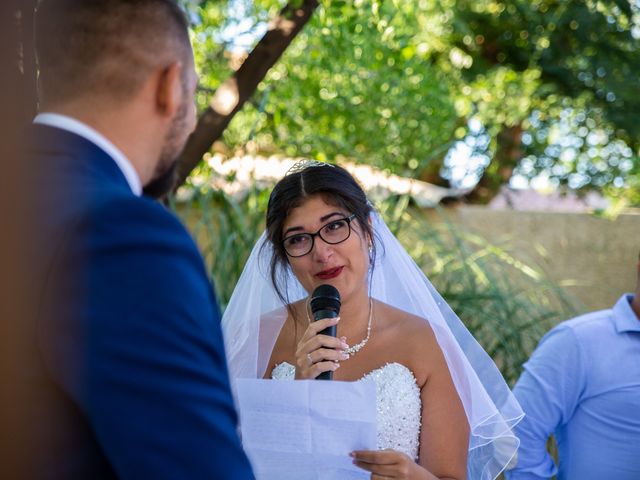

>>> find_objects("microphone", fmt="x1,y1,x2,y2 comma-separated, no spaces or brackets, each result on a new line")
310,284,341,380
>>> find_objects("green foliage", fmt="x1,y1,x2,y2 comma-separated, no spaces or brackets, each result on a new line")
601,163,640,214
175,188,576,383
441,0,640,196
185,0,639,204
220,0,459,177
187,0,287,106
450,0,640,138
518,105,638,192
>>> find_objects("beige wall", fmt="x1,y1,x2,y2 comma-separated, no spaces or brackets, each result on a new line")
443,207,639,315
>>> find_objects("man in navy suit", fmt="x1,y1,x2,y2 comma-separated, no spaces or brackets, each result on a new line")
27,0,254,477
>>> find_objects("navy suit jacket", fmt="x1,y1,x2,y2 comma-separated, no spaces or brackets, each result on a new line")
28,124,254,478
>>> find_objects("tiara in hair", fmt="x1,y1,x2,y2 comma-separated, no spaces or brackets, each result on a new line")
285,159,335,176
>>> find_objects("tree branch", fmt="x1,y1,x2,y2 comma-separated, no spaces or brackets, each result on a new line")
466,124,523,204
174,0,319,190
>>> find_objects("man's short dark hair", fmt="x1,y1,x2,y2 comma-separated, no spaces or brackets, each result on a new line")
35,0,191,106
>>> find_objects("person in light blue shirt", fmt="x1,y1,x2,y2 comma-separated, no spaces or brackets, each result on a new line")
506,254,640,480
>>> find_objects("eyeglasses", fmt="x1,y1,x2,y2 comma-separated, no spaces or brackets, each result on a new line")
282,214,357,258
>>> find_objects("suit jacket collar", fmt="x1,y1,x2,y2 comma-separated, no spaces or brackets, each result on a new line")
31,123,136,196
34,113,142,196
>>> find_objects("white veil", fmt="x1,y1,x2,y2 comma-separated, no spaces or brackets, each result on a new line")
222,210,522,480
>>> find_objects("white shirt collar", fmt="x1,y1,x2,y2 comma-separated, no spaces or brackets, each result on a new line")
34,112,142,196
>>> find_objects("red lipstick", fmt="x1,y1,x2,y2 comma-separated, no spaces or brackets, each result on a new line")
316,266,343,280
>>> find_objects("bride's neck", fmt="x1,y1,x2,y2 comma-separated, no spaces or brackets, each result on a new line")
337,290,371,339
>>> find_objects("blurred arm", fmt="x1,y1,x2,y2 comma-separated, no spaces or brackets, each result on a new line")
505,325,586,480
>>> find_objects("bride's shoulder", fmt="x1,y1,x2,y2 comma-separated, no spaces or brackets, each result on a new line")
373,300,443,385
374,300,438,344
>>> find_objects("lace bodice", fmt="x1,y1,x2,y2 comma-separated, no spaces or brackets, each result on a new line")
271,362,421,460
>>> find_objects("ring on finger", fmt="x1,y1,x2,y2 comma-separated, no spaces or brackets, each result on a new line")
306,353,313,366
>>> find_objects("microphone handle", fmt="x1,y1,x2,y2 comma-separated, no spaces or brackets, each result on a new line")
313,309,338,380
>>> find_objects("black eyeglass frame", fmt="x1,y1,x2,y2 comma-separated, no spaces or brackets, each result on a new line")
282,213,357,258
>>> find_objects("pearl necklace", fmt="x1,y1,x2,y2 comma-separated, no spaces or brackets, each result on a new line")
306,297,373,356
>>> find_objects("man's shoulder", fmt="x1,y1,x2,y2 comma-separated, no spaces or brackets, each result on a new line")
549,308,615,344
57,193,215,316
54,191,203,277
560,308,613,331
92,193,188,235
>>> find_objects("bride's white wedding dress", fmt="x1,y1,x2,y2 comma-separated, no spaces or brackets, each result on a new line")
271,361,421,460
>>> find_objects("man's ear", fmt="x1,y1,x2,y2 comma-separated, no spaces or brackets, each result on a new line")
155,61,183,118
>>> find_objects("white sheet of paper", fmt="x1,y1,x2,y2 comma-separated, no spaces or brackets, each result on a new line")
236,378,377,480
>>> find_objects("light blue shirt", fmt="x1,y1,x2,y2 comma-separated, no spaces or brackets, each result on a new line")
506,294,640,480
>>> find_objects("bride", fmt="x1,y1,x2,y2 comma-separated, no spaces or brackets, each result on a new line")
222,161,522,479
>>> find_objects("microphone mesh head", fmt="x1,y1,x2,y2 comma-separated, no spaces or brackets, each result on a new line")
310,284,341,314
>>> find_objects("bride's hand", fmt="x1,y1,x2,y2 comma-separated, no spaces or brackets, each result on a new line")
351,449,435,479
294,317,350,379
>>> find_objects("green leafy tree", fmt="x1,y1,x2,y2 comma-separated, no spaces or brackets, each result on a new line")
433,0,640,202
223,1,458,176
180,0,640,205
177,0,321,186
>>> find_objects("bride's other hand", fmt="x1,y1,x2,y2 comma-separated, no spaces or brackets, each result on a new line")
351,449,450,480
294,317,349,379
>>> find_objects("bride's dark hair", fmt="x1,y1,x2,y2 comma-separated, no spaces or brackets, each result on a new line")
264,163,376,307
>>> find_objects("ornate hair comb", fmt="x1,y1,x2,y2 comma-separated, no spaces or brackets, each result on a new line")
285,159,335,176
